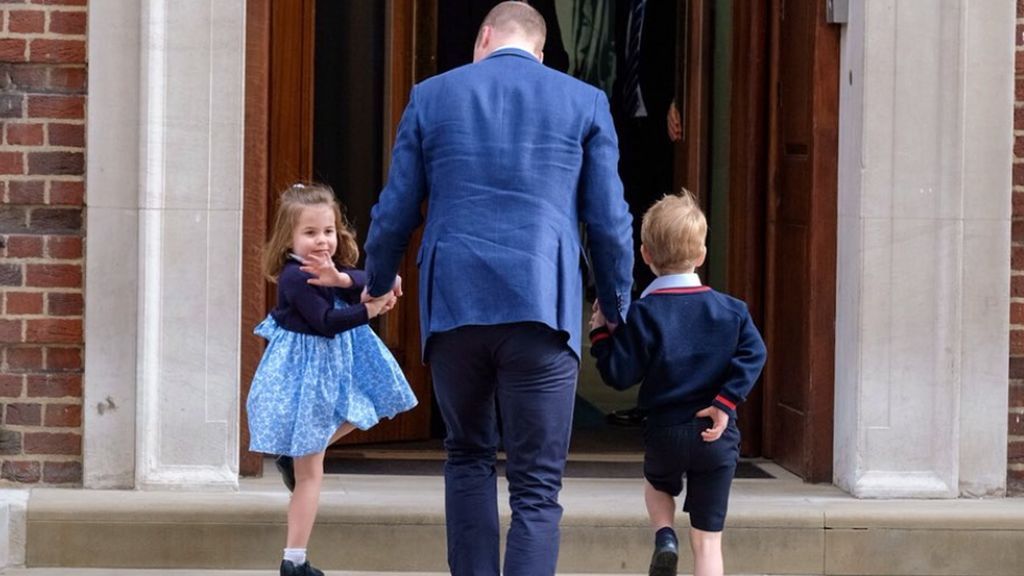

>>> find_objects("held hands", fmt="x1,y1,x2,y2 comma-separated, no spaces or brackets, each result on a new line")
589,300,618,333
364,292,397,319
360,275,403,317
300,253,352,288
695,405,729,442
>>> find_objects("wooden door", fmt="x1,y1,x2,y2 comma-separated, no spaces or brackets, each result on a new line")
762,0,839,482
241,1,435,476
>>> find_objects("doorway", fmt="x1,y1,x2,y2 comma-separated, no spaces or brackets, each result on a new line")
241,0,839,483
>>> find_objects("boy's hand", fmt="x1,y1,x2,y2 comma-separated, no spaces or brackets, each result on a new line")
300,253,350,287
696,405,729,442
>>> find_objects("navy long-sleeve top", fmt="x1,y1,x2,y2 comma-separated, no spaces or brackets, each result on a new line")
589,280,767,426
270,259,370,338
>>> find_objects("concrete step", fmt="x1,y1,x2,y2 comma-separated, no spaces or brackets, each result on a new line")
19,463,1024,576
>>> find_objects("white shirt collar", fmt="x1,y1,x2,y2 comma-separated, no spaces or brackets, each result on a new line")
640,273,702,299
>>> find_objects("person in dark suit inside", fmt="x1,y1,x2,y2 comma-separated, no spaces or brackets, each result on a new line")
362,3,634,575
607,0,679,428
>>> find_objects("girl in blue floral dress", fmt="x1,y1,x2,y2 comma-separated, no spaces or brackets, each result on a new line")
247,183,418,576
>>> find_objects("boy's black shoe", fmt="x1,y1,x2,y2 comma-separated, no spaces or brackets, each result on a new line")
280,559,324,576
649,528,679,576
274,455,295,492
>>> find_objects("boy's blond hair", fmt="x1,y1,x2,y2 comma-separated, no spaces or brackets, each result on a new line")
640,189,707,273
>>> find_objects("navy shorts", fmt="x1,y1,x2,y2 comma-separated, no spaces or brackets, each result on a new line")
643,417,740,532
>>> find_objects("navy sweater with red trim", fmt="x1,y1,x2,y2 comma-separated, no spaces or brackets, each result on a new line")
589,286,766,425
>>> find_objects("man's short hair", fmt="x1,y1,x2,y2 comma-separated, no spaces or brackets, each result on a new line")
641,190,708,272
479,1,546,50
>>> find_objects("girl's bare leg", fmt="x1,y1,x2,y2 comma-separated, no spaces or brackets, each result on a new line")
284,422,359,548
286,450,325,548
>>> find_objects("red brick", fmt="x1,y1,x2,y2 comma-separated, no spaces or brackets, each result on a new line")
1013,330,1024,355
1016,78,1024,102
1014,163,1024,188
47,123,83,147
45,346,80,370
1011,412,1024,436
48,181,83,205
6,235,43,258
8,180,45,204
26,373,79,397
1014,219,1024,244
46,235,81,259
6,123,44,146
41,460,79,483
5,402,41,425
8,9,43,33
0,319,23,343
24,318,81,343
2,461,40,483
0,152,24,175
5,346,42,371
1011,382,1024,408
25,263,80,288
27,95,84,119
28,207,80,233
44,403,79,427
48,10,85,35
28,39,85,63
0,374,23,398
47,66,85,92
27,152,83,175
31,0,87,5
0,39,28,61
23,432,80,455
1010,440,1024,462
1013,276,1024,298
47,292,81,316
1013,302,1024,325
0,262,23,286
6,292,43,315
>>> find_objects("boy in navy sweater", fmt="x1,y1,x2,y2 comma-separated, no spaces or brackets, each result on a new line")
589,191,766,576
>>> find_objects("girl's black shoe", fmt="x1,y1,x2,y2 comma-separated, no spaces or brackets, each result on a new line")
275,455,295,492
280,559,324,576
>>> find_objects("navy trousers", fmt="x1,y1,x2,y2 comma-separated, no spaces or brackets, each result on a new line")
428,322,579,576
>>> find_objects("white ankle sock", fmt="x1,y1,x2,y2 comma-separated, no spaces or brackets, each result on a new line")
283,548,307,565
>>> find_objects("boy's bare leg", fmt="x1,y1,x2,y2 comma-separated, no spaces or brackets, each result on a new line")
689,527,724,576
644,480,676,529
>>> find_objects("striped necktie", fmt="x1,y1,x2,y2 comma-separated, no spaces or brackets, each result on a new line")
623,0,647,117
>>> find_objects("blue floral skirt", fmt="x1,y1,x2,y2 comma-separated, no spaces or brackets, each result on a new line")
246,314,418,457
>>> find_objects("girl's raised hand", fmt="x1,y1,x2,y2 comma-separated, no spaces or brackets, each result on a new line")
300,253,351,288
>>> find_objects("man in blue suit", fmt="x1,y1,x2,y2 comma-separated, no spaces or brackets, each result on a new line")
363,3,633,574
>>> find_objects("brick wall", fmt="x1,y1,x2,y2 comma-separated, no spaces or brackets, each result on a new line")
0,0,86,485
1011,0,1024,496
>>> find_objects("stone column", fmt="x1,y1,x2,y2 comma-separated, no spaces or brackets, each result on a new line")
84,0,245,489
834,0,1014,497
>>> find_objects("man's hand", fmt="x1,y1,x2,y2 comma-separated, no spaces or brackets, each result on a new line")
695,405,729,442
364,292,397,318
300,253,350,288
590,299,608,331
666,101,682,143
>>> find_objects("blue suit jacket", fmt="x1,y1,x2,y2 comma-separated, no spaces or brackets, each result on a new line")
364,48,634,358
